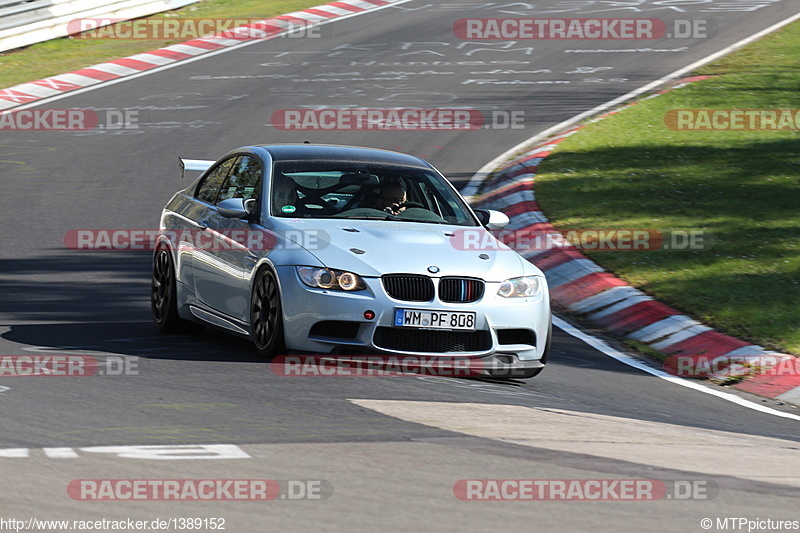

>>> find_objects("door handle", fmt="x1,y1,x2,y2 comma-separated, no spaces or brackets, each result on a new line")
197,219,209,230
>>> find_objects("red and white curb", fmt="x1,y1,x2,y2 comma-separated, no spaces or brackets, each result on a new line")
0,0,401,110
473,79,800,405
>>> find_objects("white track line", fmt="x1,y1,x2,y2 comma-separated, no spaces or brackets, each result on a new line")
462,9,800,200
553,316,800,421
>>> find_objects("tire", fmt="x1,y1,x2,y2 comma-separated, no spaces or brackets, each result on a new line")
250,268,286,359
539,316,552,366
151,247,204,334
151,248,182,332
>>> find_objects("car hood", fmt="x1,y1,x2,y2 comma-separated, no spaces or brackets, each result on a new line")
267,218,540,281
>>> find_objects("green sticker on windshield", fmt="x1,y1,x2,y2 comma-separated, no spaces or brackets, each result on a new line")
282,205,296,213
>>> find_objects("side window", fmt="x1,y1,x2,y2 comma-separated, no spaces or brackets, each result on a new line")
195,157,238,204
217,155,262,204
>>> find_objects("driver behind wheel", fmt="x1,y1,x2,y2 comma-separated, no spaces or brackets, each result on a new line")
373,183,407,215
271,172,299,215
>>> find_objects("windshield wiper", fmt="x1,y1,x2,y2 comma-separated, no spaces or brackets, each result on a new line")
336,214,459,224
394,218,450,224
336,214,401,221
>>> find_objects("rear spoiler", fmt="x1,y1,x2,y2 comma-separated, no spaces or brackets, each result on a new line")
179,158,214,179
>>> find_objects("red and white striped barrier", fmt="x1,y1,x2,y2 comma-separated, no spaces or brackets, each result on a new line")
474,82,800,404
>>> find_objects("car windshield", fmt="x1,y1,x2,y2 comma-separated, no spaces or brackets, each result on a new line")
269,160,479,226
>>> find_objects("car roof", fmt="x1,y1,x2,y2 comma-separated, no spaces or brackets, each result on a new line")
254,144,433,168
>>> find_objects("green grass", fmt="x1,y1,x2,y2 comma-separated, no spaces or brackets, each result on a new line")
535,21,800,355
0,0,321,89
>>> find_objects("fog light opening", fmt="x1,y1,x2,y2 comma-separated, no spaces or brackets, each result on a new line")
495,355,514,365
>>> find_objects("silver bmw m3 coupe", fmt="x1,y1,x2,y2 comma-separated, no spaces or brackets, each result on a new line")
152,144,551,378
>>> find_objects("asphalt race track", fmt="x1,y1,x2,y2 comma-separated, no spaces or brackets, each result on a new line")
1,1,799,531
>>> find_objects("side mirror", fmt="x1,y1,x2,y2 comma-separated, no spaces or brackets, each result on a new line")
218,198,250,219
474,209,509,230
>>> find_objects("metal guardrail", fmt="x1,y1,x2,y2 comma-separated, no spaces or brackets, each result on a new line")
0,1,53,32
0,0,199,53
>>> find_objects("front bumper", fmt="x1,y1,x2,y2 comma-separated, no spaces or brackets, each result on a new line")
276,266,551,362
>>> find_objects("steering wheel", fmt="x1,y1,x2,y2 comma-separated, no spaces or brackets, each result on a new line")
397,201,426,210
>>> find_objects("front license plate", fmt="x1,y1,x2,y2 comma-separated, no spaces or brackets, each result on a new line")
394,308,476,331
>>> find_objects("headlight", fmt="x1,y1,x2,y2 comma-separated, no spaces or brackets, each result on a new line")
498,276,542,298
297,267,366,291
